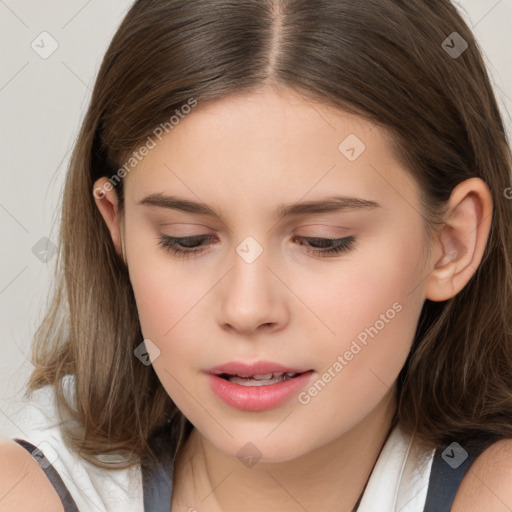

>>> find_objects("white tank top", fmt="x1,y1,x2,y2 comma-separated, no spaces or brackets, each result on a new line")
1,375,468,512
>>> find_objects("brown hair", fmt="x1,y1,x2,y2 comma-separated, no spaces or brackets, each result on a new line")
27,0,512,468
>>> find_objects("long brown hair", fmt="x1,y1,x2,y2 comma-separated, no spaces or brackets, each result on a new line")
28,0,512,469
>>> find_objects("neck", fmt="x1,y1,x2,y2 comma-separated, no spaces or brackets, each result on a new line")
172,390,397,512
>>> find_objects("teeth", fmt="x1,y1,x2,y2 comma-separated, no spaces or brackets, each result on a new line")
226,372,300,386
253,373,274,380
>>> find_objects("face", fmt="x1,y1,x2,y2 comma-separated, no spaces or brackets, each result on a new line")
116,86,432,461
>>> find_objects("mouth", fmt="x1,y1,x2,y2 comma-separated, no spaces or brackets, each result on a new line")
206,364,316,411
207,360,312,379
217,371,306,386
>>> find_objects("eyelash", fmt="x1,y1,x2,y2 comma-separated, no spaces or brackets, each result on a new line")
158,234,356,258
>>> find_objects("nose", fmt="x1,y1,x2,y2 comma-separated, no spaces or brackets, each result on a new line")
216,248,289,337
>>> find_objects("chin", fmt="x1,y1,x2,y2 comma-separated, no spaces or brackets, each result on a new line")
201,427,316,465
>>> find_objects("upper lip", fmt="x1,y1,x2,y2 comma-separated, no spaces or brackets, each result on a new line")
206,361,312,378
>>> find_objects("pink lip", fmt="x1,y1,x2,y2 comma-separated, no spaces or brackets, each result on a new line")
205,361,315,411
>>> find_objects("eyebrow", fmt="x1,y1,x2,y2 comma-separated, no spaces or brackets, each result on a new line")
138,193,381,222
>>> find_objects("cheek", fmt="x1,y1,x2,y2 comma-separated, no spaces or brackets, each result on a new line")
298,226,425,388
125,220,204,339
127,239,213,388
130,263,206,355
290,237,425,444
129,259,207,412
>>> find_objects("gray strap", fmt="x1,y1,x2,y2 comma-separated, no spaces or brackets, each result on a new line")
142,456,174,512
13,438,80,512
141,425,175,512
423,434,499,511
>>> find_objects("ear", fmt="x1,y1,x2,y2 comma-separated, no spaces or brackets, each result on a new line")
424,178,493,302
93,178,125,262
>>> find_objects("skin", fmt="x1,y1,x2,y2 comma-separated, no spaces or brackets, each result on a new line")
90,85,497,512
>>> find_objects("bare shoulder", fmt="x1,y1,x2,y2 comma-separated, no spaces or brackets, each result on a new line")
451,437,512,512
0,439,63,512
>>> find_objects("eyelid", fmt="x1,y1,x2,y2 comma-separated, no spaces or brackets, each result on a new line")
158,222,350,236
157,222,217,232
295,227,350,237
295,222,351,230
158,232,356,259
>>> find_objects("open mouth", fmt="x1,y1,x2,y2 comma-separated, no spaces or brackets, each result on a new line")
207,368,316,411
218,371,308,386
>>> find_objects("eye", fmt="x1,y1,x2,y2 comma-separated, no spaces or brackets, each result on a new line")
158,233,356,259
293,235,356,256
158,234,216,259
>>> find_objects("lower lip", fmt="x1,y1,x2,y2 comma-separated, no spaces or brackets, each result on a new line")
206,371,315,411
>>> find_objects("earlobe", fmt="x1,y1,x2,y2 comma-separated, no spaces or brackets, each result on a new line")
424,178,493,302
92,177,124,261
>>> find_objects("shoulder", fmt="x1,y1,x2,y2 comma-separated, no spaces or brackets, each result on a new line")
0,439,63,512
451,437,512,512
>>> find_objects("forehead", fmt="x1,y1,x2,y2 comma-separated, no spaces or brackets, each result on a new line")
125,87,422,219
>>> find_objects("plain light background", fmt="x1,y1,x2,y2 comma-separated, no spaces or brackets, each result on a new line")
1,0,511,438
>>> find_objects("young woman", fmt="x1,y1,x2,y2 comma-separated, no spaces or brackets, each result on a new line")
1,1,512,511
